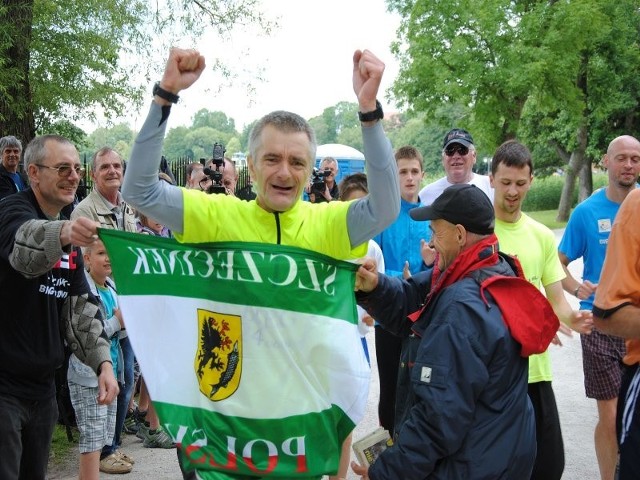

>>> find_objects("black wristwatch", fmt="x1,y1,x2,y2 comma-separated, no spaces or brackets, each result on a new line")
358,100,384,122
153,82,180,104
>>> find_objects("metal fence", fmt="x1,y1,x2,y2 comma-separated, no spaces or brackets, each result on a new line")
65,155,255,204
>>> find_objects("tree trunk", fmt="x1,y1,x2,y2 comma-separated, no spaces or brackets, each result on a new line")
0,0,35,145
578,158,593,202
556,123,588,222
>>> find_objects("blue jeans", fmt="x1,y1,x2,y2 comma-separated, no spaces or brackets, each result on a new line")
102,335,135,456
0,392,58,480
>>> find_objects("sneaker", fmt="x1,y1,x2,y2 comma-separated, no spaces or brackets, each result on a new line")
143,427,176,449
99,453,132,474
115,449,135,465
135,408,147,422
123,411,139,434
135,422,150,441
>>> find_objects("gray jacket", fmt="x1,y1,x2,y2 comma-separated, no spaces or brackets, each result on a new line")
68,271,124,387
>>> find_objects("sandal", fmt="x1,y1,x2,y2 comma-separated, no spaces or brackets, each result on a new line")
99,453,132,474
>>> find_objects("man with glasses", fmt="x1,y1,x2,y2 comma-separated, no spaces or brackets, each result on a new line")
418,128,493,206
0,135,29,200
0,134,118,480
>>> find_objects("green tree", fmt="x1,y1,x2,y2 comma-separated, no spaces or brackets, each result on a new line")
336,127,363,153
225,137,242,157
0,0,273,145
386,115,443,174
82,123,135,160
388,0,640,219
186,127,234,161
191,109,237,136
308,102,361,146
163,126,194,159
240,120,257,154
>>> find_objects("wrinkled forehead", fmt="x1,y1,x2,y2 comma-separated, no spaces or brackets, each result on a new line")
95,151,123,168
46,140,80,163
257,126,314,164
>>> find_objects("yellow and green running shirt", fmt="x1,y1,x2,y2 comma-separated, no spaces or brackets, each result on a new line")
176,189,368,260
495,214,566,383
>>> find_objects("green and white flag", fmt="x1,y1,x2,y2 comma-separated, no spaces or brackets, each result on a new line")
100,229,370,479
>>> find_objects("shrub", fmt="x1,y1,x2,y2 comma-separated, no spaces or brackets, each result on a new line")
523,173,608,211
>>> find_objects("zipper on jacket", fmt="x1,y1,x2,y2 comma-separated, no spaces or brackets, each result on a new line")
274,212,281,244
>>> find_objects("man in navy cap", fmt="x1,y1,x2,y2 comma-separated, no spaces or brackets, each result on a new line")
418,128,493,206
351,183,561,479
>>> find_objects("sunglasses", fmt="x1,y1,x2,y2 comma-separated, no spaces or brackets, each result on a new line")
35,163,86,177
444,145,469,157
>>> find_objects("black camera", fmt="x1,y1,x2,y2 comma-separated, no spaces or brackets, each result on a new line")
311,168,331,196
202,142,227,194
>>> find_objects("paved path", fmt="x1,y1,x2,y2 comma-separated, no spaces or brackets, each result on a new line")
50,229,601,479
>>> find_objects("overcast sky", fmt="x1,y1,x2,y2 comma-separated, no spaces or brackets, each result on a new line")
120,0,402,132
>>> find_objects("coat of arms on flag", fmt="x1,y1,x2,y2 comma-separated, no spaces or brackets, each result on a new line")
195,309,242,401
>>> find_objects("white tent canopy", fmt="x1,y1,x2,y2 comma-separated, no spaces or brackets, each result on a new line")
316,144,365,161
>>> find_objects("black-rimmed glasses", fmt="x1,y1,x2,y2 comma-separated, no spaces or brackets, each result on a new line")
444,145,469,157
34,164,85,177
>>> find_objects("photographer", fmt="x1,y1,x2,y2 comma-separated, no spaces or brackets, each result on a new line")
307,156,339,203
203,156,238,195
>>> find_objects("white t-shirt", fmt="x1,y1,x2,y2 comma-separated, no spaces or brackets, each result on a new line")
418,173,494,206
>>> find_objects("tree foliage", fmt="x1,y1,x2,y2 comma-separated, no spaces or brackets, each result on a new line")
388,0,640,218
81,123,136,160
0,0,274,145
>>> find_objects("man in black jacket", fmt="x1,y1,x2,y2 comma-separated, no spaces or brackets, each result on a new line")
0,135,29,200
353,184,558,479
0,134,118,480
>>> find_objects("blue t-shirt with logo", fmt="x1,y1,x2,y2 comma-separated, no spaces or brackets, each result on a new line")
558,188,624,311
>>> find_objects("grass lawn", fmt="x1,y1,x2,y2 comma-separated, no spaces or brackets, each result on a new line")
48,424,78,472
524,209,568,230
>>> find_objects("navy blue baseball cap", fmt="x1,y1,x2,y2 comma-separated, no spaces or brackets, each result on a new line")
410,184,494,235
442,128,474,149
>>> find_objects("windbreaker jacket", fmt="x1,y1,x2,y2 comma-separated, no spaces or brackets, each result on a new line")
0,163,28,200
358,255,537,479
71,189,137,232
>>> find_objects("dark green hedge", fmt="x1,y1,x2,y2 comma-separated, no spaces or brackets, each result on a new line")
522,173,608,211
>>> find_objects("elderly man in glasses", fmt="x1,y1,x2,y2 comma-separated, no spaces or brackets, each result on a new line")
0,134,118,480
418,128,494,206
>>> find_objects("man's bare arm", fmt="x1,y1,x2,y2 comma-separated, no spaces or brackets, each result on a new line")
595,304,640,338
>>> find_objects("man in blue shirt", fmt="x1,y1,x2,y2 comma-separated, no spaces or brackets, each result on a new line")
0,135,28,200
559,135,640,480
373,145,433,435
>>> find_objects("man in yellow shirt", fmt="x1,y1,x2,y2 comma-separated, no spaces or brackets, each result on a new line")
490,139,592,480
119,47,400,480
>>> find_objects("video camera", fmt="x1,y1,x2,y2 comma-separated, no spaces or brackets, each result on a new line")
202,142,227,194
310,167,331,196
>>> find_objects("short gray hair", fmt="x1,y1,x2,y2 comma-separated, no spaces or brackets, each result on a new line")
23,135,75,170
91,147,122,173
248,111,316,166
0,135,22,154
320,156,338,170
